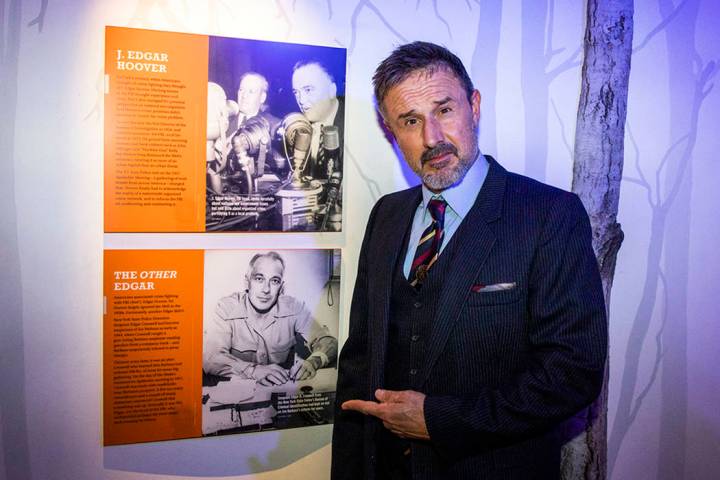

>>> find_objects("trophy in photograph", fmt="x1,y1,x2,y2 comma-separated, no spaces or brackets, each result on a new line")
276,113,323,230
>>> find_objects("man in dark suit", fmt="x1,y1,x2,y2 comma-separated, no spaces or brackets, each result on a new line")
292,60,345,180
331,42,607,479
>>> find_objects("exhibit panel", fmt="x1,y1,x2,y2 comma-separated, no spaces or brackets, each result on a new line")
102,249,341,446
103,249,204,445
104,28,208,232
100,24,347,455
104,27,347,233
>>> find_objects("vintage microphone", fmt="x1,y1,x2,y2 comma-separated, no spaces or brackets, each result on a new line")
280,113,313,188
292,130,312,169
230,115,271,194
320,171,342,231
321,125,340,180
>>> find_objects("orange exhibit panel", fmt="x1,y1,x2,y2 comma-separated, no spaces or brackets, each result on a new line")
104,27,207,232
103,249,204,445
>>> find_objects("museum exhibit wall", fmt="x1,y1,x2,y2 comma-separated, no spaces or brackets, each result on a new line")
1,0,719,479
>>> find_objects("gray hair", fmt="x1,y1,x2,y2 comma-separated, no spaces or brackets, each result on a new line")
292,59,335,83
238,71,269,94
247,251,285,275
373,41,474,111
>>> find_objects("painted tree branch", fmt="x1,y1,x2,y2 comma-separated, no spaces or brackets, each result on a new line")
624,126,654,206
626,268,668,425
522,0,582,182
431,0,452,38
545,0,581,74
550,97,574,160
128,0,188,29
345,146,382,201
632,0,688,53
547,46,582,82
26,0,49,32
273,0,294,39
563,1,634,479
348,0,407,54
413,0,453,38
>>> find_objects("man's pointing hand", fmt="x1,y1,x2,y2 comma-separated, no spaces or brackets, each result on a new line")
342,389,430,440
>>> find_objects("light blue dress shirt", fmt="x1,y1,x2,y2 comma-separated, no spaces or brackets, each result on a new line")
402,153,490,278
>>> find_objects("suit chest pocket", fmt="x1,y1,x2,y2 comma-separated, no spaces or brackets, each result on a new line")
460,285,527,338
466,286,523,307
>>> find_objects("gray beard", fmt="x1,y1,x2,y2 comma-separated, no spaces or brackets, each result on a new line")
421,155,473,191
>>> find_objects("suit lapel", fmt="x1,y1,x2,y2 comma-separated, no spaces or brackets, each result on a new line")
368,186,422,388
417,157,507,388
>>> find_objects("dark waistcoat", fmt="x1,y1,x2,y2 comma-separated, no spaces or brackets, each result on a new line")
379,224,458,477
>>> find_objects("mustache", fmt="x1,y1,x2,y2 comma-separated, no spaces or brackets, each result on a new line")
421,142,458,165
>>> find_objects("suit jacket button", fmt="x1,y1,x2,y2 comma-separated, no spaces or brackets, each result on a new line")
413,301,422,309
411,334,420,342
410,368,418,375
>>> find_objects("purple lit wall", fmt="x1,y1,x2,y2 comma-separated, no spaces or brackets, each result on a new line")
1,1,718,479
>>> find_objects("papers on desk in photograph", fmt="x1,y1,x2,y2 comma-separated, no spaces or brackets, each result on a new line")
202,369,337,435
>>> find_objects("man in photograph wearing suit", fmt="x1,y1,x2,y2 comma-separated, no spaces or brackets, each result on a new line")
227,71,279,137
331,42,607,479
225,72,282,187
291,59,345,180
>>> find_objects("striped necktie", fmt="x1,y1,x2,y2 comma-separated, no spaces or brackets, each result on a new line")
409,198,447,287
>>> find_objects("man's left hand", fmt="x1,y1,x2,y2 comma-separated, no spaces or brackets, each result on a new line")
290,356,321,381
342,389,429,440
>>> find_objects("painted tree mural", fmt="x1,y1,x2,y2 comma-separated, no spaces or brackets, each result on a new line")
564,1,633,478
1,2,48,478
608,1,717,478
471,0,502,154
521,0,582,182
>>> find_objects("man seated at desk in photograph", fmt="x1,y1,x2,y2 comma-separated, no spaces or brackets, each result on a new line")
203,251,338,386
292,59,344,180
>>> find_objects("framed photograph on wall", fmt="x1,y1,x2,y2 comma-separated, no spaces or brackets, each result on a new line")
102,248,340,445
104,26,347,233
201,249,340,435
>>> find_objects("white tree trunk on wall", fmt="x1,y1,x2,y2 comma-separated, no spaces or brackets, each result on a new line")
562,1,633,479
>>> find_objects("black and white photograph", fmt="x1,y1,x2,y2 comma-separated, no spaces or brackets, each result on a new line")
205,36,346,232
201,249,340,436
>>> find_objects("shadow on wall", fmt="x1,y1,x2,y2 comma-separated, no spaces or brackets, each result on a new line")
103,424,332,476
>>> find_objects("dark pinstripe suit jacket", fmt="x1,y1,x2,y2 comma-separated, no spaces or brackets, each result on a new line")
331,157,607,479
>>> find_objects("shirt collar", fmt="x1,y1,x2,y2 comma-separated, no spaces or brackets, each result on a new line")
313,98,339,127
420,151,489,219
233,292,298,320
